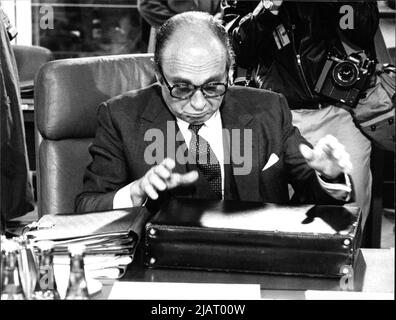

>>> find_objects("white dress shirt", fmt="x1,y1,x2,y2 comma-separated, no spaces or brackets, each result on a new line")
113,112,351,209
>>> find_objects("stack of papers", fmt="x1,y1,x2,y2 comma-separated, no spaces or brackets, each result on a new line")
25,208,150,278
54,255,133,279
34,232,136,256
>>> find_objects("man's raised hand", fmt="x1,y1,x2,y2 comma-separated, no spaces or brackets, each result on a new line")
299,135,352,180
129,158,199,206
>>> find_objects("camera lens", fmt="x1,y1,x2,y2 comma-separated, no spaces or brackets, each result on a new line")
332,61,359,87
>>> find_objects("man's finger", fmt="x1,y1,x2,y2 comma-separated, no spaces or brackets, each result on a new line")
322,136,345,158
148,172,167,191
323,138,351,166
324,134,338,145
154,164,172,180
338,157,353,174
143,182,159,200
161,158,176,171
168,170,199,188
299,144,315,161
178,170,199,185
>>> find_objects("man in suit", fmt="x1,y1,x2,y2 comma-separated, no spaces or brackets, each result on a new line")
75,11,353,213
138,0,222,52
138,0,222,28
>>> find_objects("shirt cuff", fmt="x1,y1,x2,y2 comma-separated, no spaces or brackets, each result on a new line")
316,171,352,202
113,183,133,209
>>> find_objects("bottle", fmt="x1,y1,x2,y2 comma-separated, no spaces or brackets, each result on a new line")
1,236,7,291
16,236,38,299
32,241,60,300
1,239,26,300
1,235,6,282
65,244,89,300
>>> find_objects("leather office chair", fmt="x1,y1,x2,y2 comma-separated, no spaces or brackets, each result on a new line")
12,45,53,177
12,45,53,87
35,53,156,216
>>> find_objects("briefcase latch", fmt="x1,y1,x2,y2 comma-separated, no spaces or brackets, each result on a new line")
148,227,157,238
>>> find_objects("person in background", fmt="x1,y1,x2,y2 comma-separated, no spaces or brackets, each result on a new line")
75,12,354,214
228,0,379,227
138,0,222,52
1,6,34,230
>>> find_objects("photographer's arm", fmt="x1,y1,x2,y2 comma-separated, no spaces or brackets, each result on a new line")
229,7,276,68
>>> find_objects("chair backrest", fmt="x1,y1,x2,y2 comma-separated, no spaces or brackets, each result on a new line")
12,45,53,84
35,53,156,216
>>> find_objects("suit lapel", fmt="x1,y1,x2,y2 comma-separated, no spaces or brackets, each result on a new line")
221,91,261,202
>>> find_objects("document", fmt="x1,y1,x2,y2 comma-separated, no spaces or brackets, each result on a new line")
25,207,151,254
108,282,261,300
25,207,152,278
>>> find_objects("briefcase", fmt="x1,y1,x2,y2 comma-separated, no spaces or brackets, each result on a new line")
144,199,363,277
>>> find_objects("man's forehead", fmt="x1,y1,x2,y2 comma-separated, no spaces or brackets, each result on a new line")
163,45,224,66
161,31,226,69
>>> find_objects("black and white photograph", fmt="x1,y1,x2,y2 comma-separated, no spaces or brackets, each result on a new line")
0,0,394,309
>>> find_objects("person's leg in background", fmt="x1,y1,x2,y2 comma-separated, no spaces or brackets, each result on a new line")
291,106,372,227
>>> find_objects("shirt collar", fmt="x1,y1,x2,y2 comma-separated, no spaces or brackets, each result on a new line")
176,110,221,132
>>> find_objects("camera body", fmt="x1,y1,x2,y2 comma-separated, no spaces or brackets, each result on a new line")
314,51,375,107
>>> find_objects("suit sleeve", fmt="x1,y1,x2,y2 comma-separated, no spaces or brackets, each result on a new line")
278,94,350,205
138,0,178,28
75,102,130,213
138,0,222,29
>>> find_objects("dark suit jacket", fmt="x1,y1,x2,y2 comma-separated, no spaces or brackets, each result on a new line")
75,84,346,213
138,0,221,28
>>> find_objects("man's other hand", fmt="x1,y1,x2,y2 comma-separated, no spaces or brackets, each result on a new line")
129,158,199,206
299,135,353,180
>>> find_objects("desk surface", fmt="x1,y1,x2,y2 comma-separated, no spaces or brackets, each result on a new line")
94,248,394,300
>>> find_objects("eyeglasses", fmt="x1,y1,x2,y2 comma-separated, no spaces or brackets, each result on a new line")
159,68,228,100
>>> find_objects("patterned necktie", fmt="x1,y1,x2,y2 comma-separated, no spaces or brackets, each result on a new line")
188,123,222,199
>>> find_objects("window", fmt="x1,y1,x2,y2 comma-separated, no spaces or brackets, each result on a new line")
1,0,149,59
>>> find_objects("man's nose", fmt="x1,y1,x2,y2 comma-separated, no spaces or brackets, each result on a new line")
189,89,207,111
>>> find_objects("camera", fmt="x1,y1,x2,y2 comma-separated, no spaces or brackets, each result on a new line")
314,51,375,107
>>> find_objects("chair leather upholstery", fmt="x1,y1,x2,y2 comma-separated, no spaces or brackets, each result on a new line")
35,54,156,216
12,45,53,84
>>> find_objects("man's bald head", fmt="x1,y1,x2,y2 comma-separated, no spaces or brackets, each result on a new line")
154,11,235,73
